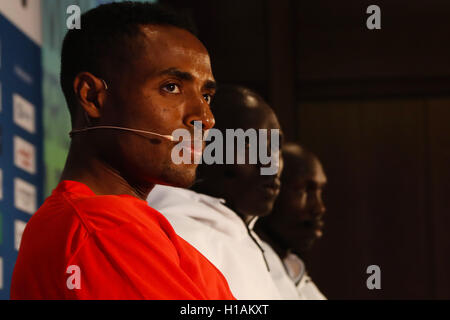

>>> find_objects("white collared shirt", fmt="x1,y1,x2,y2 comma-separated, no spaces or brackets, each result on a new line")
282,252,326,300
148,185,286,299
147,185,325,300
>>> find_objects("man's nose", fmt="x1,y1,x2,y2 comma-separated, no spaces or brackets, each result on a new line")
183,95,215,131
310,193,326,218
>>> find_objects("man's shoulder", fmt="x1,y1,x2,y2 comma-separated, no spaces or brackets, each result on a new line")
26,188,171,255
148,184,204,210
148,185,240,230
26,191,88,240
12,194,206,299
21,189,181,264
56,189,166,233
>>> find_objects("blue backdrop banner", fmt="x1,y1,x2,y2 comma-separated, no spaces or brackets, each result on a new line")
0,5,43,299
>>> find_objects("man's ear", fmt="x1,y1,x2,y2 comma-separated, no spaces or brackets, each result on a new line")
72,72,107,118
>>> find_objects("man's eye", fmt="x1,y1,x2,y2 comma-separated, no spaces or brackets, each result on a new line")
163,83,180,93
203,94,212,104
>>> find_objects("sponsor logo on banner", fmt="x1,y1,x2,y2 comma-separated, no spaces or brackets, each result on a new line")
13,93,36,133
14,178,36,215
14,135,36,174
14,219,27,251
0,257,3,290
0,169,3,200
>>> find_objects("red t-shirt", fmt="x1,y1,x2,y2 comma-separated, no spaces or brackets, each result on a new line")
11,180,235,300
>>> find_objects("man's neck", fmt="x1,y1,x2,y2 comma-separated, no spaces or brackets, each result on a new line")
60,142,153,200
243,214,256,226
194,179,256,226
192,179,223,200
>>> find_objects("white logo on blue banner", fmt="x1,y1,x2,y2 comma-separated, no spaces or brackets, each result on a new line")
13,93,36,133
14,178,36,215
0,0,43,300
14,219,27,251
13,135,36,174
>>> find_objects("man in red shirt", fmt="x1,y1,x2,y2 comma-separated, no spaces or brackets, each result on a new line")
11,2,234,300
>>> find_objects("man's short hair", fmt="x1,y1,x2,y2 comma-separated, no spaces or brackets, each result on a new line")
210,84,270,131
60,1,196,122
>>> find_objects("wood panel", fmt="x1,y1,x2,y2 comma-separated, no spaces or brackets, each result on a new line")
296,1,450,98
428,99,450,299
297,1,450,81
298,99,433,299
266,0,298,140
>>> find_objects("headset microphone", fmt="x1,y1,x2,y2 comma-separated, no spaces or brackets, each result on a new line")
69,126,175,141
69,126,210,142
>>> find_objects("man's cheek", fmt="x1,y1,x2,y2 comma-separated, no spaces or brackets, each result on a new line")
231,165,254,179
289,199,306,211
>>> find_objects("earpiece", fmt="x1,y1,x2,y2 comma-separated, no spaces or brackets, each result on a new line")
102,79,108,90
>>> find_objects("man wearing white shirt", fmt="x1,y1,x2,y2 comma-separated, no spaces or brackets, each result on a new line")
255,143,327,300
148,85,299,299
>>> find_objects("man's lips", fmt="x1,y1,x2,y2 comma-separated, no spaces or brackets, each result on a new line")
302,219,324,228
177,139,204,159
298,219,324,238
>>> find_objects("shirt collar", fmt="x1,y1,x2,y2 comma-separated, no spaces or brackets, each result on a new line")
247,216,259,230
55,180,96,196
192,190,227,206
197,194,259,230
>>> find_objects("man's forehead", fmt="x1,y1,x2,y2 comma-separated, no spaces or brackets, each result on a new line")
289,160,326,184
136,24,212,78
139,24,207,53
312,163,327,185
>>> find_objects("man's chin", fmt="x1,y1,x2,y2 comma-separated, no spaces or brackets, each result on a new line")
294,239,317,255
254,201,276,217
158,166,197,189
245,208,273,219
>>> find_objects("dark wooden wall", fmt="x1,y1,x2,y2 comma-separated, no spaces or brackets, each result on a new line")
161,0,450,299
298,99,450,299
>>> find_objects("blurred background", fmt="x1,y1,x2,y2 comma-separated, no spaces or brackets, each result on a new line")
0,0,449,299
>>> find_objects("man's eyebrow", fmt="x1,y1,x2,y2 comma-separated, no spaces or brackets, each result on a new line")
204,80,217,91
309,180,327,188
158,68,193,81
158,68,217,90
